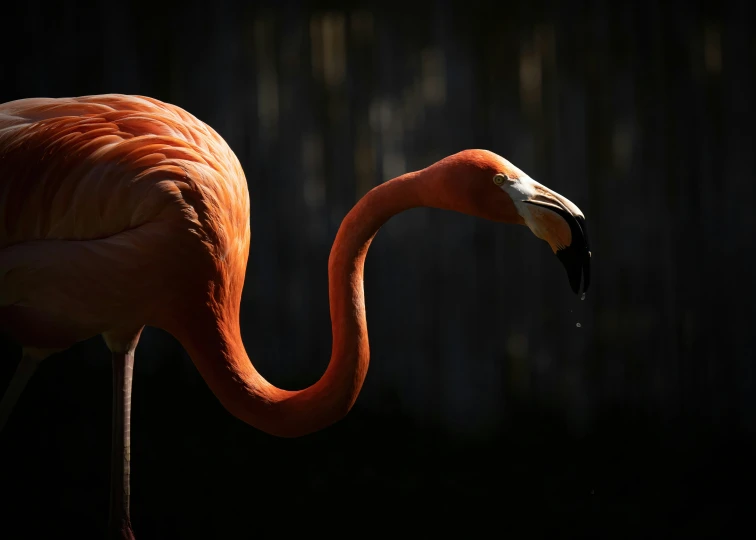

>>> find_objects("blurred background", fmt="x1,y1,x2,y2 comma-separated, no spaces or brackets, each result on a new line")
1,0,754,536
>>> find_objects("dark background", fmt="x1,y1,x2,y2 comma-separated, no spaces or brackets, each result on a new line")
1,0,754,537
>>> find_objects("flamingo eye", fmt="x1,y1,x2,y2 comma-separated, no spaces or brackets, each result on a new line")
493,173,509,186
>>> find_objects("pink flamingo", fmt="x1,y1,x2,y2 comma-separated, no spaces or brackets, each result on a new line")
0,94,590,538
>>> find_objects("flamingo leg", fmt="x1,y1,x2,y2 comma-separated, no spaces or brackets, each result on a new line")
0,350,45,433
109,349,136,540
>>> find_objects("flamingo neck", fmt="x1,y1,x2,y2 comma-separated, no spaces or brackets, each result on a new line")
177,171,423,437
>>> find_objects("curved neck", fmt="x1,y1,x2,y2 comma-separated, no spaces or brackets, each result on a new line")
175,171,423,437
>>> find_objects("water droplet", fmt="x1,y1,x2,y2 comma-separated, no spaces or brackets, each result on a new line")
580,293,586,301
576,322,582,328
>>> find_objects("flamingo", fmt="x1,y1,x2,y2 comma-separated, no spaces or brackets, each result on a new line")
0,94,590,538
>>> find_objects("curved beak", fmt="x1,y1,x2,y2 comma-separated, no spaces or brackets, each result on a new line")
522,200,591,296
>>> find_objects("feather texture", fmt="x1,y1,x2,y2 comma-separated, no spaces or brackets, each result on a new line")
0,94,250,345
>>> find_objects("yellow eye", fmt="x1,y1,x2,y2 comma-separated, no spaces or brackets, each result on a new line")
493,173,508,186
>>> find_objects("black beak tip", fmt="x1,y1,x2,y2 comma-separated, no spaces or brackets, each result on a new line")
556,245,591,296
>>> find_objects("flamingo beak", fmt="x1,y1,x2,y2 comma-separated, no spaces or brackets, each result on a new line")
555,213,591,295
523,201,591,295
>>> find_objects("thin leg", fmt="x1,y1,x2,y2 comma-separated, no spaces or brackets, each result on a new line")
0,350,46,433
109,349,136,540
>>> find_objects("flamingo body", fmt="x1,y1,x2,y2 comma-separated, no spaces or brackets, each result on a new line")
0,95,249,352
